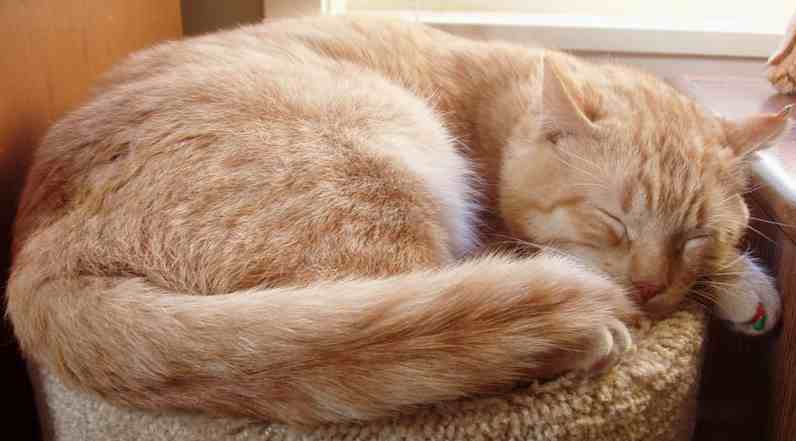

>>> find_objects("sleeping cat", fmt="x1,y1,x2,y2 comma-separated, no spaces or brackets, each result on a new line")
6,17,786,426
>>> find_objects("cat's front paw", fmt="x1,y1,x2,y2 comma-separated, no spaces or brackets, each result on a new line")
521,254,639,378
715,256,781,335
566,318,632,375
728,277,780,336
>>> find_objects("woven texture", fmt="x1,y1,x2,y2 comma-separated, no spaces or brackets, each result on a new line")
31,309,706,441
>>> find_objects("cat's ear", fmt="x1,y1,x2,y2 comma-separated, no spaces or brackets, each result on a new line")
723,105,792,157
540,56,597,141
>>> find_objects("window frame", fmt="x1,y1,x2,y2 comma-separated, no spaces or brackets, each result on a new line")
264,1,782,58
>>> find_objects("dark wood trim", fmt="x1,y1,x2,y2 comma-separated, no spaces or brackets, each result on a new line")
673,75,796,441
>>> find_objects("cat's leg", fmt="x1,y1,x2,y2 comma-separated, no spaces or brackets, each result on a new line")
9,241,637,426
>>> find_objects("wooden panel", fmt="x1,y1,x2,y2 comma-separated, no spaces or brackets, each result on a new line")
768,238,796,441
182,0,263,36
0,1,182,439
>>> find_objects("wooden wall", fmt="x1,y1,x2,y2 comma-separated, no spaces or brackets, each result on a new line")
181,0,263,36
0,1,182,437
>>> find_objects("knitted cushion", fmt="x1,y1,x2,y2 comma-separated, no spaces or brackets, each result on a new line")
31,308,706,441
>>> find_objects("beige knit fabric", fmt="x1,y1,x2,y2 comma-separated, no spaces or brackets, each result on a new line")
31,308,706,441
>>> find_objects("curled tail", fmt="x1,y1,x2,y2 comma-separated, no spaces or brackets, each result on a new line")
7,253,635,425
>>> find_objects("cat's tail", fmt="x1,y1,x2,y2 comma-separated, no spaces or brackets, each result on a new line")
7,253,636,426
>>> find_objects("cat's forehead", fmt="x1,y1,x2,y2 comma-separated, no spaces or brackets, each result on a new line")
581,142,729,229
594,69,724,143
595,103,732,191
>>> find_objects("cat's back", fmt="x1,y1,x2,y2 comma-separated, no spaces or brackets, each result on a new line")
99,16,452,91
14,17,474,285
26,16,451,175
16,17,434,216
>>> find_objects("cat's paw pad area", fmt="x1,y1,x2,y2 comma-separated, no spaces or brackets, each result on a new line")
569,318,633,375
730,289,781,336
716,260,782,336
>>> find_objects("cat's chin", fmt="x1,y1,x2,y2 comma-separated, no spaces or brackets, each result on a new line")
638,291,682,320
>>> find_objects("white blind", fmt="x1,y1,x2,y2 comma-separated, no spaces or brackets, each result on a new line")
333,0,793,34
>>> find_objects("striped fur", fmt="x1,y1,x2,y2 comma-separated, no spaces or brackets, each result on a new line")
6,17,786,425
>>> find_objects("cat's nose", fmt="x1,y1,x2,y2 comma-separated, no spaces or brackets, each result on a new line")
633,282,664,303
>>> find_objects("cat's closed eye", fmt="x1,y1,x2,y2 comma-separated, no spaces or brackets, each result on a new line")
681,232,711,254
593,207,628,246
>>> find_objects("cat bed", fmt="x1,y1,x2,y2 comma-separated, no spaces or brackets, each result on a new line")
30,308,705,441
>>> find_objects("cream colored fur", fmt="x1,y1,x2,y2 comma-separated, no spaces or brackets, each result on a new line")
6,17,787,426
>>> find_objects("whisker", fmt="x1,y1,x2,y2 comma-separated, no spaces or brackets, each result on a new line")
714,253,747,272
551,153,600,181
490,234,582,262
569,182,609,190
708,271,747,277
488,234,543,252
749,216,796,228
557,148,604,174
745,224,775,245
702,282,746,296
685,296,713,312
703,279,737,287
741,185,764,196
687,289,719,306
718,185,763,206
688,293,715,304
706,217,775,245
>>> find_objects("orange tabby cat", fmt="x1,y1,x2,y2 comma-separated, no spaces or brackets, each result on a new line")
6,17,786,425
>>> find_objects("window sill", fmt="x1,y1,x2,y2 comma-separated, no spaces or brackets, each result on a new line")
339,10,782,58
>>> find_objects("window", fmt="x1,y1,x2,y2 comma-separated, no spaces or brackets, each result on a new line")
321,0,791,57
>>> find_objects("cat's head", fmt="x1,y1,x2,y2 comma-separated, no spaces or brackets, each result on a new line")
499,53,790,316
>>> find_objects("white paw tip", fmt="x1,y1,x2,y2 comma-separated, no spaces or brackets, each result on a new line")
732,302,775,335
